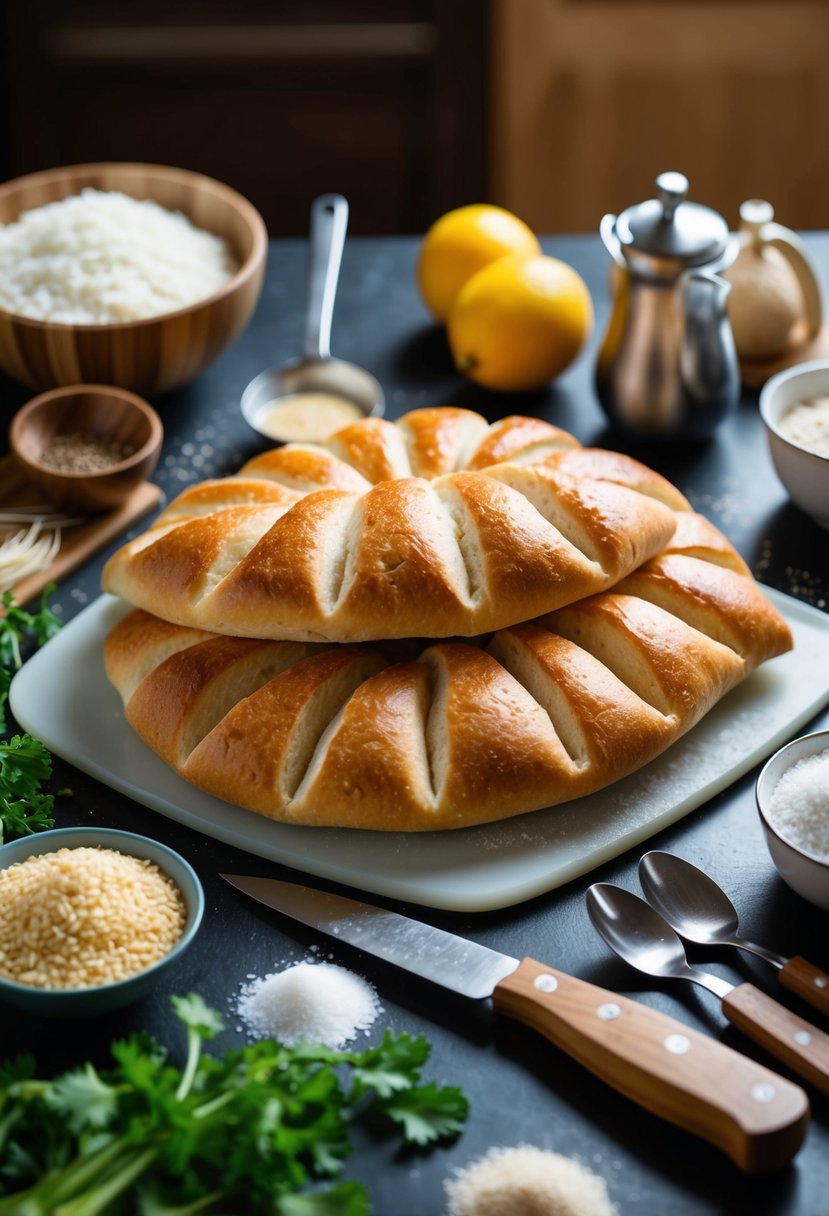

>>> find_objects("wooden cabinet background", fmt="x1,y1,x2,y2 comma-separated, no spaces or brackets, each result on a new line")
490,0,829,234
1,0,488,236
3,1,829,237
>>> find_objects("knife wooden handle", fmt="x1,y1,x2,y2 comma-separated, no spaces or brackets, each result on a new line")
723,982,829,1094
780,956,829,1017
493,957,808,1174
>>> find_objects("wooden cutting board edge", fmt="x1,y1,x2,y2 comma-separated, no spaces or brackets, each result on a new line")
0,457,162,607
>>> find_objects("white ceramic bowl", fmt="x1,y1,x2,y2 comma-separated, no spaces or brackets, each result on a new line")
759,360,829,530
756,729,829,912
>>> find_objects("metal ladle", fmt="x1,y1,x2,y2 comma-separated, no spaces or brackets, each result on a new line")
241,193,384,440
586,881,829,1095
639,851,829,1018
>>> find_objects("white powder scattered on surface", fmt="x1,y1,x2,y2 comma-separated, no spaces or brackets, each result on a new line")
754,542,827,611
444,1144,617,1216
768,750,829,860
235,960,382,1047
0,188,237,323
685,480,757,531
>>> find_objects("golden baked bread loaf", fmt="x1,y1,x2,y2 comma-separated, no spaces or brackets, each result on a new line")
102,409,685,642
104,532,792,832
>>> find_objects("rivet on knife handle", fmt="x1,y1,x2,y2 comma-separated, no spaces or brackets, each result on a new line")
722,983,829,1094
779,957,829,1017
492,958,809,1175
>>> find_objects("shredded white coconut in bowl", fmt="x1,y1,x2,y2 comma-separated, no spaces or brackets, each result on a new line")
0,188,238,324
444,1144,617,1216
235,960,382,1048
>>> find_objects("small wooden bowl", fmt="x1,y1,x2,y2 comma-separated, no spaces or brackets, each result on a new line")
0,162,267,395
9,385,163,514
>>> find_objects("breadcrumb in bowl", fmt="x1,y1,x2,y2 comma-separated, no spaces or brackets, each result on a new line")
0,827,203,1017
444,1144,617,1216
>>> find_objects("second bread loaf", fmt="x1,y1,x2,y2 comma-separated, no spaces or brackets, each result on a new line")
104,528,792,831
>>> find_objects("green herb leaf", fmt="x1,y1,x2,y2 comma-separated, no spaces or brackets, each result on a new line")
380,1083,469,1146
0,590,62,844
45,1064,120,1134
276,1181,371,1215
0,669,9,735
0,734,55,845
0,732,52,790
0,1056,36,1092
172,994,226,1041
0,586,61,670
0,995,468,1211
30,586,63,648
350,1031,431,1099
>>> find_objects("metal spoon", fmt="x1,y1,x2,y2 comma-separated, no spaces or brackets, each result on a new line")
587,881,829,1095
241,193,384,441
639,851,829,1018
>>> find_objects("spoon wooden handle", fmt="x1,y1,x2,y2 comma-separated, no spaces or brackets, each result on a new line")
723,982,829,1094
780,957,829,1016
493,958,808,1173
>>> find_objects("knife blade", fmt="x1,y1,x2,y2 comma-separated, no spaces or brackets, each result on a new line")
221,873,809,1174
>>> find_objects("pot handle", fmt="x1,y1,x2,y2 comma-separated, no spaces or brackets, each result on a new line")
600,213,627,269
740,200,823,338
767,225,824,337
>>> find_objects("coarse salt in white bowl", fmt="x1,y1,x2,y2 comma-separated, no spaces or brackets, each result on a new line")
756,729,829,912
759,360,829,531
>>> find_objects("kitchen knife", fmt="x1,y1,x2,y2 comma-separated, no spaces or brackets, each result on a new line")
221,873,809,1173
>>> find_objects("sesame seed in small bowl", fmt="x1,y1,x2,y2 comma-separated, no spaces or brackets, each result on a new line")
0,827,204,1017
9,384,163,515
756,728,829,912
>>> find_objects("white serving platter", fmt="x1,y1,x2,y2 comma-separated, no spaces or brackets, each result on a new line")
10,591,829,913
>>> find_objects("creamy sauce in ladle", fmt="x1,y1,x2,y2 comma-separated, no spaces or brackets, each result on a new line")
253,392,365,442
241,196,384,444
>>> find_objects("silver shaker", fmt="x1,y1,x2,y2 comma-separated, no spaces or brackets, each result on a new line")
596,172,740,442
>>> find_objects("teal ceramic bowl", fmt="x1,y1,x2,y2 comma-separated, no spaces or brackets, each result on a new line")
0,827,204,1017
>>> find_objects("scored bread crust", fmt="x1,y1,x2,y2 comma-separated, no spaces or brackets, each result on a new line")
102,409,687,642
104,529,792,832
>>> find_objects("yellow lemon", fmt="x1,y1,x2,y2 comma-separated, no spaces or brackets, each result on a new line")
417,204,541,322
447,254,594,392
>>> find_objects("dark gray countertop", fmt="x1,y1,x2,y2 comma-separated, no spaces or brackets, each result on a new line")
1,233,827,1215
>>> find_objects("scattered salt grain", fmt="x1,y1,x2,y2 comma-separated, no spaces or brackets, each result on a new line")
444,1144,617,1216
236,960,381,1048
768,749,829,860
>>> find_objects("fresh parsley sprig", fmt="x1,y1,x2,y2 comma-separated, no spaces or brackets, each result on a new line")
0,584,62,670
0,585,63,842
0,994,468,1214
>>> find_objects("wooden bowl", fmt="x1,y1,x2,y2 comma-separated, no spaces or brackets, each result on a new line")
0,163,268,395
9,385,163,514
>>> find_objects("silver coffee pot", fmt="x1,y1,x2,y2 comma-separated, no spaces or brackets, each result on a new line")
596,172,740,442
